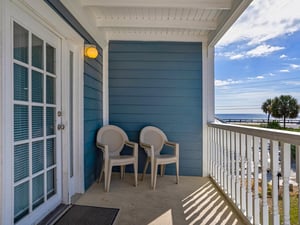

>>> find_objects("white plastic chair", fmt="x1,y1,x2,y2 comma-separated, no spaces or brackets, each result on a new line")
96,125,138,192
139,126,179,189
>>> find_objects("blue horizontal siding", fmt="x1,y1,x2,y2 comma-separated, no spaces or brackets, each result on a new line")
84,58,103,189
109,41,203,176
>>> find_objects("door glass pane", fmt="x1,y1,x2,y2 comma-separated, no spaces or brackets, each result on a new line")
32,34,43,69
32,174,44,209
32,106,43,138
14,22,28,63
46,76,55,104
14,105,29,141
32,141,44,174
14,64,28,101
47,138,56,167
47,169,56,199
46,107,55,135
46,44,55,74
14,143,29,182
32,70,43,103
14,182,29,223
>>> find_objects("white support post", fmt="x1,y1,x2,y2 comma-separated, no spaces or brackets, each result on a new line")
223,129,227,192
235,132,241,209
246,135,253,221
261,138,269,225
213,128,217,179
282,143,291,225
271,140,280,225
227,130,231,197
220,129,224,188
217,128,221,184
240,133,246,214
253,137,260,225
231,131,236,202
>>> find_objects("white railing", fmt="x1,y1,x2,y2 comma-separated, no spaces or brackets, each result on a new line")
208,122,300,225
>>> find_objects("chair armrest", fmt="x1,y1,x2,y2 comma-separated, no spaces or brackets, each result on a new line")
96,142,109,160
140,142,155,158
140,142,152,150
165,141,179,156
125,140,138,158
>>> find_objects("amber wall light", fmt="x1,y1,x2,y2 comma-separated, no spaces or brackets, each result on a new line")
84,44,98,59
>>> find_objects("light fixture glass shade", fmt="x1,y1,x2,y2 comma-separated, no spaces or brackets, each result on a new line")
84,45,98,58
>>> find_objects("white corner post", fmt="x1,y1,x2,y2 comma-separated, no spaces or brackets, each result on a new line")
202,42,215,176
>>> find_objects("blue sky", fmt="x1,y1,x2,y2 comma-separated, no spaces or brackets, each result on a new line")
215,0,300,114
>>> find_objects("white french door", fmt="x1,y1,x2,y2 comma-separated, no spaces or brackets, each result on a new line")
12,20,63,224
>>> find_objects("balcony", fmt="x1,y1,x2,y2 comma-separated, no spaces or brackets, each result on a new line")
72,123,300,225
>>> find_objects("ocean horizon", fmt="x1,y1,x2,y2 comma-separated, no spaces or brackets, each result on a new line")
216,113,300,120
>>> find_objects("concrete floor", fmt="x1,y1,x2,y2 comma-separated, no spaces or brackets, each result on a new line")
75,173,247,225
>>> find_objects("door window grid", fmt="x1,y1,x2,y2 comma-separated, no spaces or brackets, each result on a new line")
13,22,58,223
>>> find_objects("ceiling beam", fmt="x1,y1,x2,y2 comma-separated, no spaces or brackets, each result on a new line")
96,18,217,30
80,0,232,10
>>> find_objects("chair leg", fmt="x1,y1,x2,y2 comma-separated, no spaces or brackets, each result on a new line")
153,163,158,190
141,157,150,181
160,165,164,176
106,163,113,192
176,161,179,184
134,161,138,187
98,162,104,183
120,165,125,180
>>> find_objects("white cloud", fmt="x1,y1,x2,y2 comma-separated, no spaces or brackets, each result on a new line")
217,0,300,47
280,54,288,59
284,81,300,85
290,64,300,69
256,76,264,79
280,69,290,73
246,44,284,57
215,79,241,87
221,44,284,60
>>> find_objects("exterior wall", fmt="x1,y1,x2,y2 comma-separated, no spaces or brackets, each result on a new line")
83,56,103,189
44,0,103,189
109,41,203,176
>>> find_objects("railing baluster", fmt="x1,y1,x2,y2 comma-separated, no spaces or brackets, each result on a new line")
261,138,269,225
235,132,241,209
271,140,280,225
219,129,223,187
223,129,227,192
282,143,291,225
240,133,246,214
218,129,222,186
227,130,231,197
246,135,253,221
253,137,260,225
231,131,236,202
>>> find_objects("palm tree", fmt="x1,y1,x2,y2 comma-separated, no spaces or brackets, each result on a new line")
271,95,299,128
261,98,272,124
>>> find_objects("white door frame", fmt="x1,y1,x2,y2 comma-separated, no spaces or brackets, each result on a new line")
0,1,84,224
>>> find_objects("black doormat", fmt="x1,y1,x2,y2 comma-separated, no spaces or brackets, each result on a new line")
55,205,119,225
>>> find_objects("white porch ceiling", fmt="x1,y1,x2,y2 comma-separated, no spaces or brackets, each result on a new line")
62,0,252,46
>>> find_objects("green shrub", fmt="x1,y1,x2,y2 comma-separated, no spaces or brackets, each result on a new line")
267,121,281,129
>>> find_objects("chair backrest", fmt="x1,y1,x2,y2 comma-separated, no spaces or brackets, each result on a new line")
97,125,129,156
139,126,168,156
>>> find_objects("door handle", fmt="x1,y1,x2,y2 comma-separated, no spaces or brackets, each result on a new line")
57,124,65,130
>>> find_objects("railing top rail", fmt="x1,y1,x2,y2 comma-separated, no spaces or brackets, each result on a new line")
208,122,300,146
